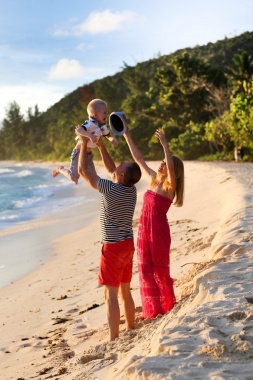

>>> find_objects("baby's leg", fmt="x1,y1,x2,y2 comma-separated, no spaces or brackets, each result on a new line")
75,141,91,153
52,165,64,177
68,148,81,184
52,166,72,180
52,146,80,184
75,141,82,149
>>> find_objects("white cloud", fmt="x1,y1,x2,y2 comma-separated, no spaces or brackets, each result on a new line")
0,83,65,121
53,9,138,36
48,58,84,80
75,10,137,34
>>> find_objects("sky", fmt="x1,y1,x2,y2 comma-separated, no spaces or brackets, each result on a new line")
0,0,253,122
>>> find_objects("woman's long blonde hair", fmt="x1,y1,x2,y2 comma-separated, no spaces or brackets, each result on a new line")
150,156,184,207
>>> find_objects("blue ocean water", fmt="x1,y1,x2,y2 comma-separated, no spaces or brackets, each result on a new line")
0,162,88,230
0,161,100,288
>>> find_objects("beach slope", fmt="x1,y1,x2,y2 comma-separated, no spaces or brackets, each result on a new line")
0,161,252,380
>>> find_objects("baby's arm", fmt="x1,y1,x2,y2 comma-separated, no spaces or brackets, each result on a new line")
106,134,118,147
75,126,98,144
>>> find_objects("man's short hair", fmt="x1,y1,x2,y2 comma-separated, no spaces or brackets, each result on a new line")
123,162,141,186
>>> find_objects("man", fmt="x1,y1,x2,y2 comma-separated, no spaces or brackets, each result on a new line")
78,135,141,341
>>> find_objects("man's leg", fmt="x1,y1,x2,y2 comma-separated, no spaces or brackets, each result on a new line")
104,285,120,341
119,282,135,330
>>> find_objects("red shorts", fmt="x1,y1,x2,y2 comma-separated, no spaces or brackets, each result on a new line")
98,238,134,287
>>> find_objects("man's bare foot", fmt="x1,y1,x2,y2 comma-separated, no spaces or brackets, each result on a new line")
52,166,64,178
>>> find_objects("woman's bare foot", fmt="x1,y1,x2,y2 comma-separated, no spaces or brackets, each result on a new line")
52,166,64,178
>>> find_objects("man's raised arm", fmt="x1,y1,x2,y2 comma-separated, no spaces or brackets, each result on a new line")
78,137,100,190
96,137,116,176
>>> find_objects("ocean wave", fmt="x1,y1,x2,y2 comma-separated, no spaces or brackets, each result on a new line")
15,170,33,177
0,168,15,175
0,214,20,229
0,169,34,178
28,182,71,200
0,162,96,231
12,197,43,209
0,214,19,221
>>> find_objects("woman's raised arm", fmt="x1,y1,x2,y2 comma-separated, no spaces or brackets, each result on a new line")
123,128,156,178
155,129,176,191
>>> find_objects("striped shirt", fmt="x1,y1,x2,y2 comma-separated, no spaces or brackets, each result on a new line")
98,178,137,243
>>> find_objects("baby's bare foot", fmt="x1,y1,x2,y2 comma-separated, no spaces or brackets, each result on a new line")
52,166,64,178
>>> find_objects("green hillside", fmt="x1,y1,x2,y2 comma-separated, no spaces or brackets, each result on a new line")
1,31,253,161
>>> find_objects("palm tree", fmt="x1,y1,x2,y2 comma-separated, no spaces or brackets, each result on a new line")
229,51,253,94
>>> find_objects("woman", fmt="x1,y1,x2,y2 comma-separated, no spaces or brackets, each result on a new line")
123,127,184,318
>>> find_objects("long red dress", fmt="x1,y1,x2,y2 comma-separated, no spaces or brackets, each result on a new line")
137,190,176,318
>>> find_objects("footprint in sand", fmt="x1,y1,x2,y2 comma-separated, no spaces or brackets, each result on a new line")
77,353,104,364
61,350,75,359
227,311,248,321
77,351,118,367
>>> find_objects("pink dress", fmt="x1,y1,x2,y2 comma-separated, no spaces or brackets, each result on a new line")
137,190,176,318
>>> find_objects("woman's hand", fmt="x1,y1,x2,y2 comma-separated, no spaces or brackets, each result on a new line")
122,123,129,136
155,128,167,146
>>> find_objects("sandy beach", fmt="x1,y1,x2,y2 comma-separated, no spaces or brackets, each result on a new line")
0,161,252,380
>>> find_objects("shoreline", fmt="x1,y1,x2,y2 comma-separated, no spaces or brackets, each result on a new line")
0,160,107,288
0,161,252,380
0,176,101,288
0,199,100,288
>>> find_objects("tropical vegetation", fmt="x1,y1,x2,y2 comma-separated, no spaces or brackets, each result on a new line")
0,31,253,162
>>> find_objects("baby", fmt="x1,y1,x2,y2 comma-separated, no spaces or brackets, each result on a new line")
52,99,118,184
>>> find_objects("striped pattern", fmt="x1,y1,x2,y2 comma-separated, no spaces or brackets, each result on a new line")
98,178,137,243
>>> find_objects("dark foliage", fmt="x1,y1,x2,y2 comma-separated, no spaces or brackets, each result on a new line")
1,31,253,161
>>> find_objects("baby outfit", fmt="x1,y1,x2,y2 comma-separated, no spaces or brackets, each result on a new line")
79,117,110,148
70,117,110,182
